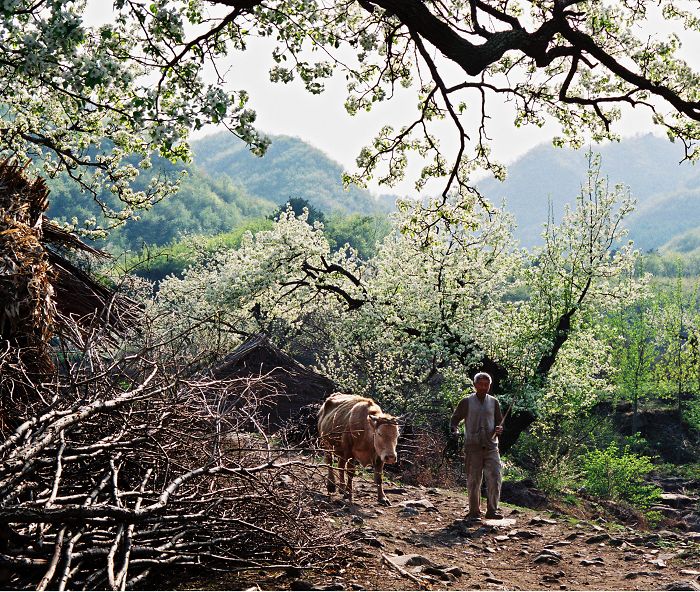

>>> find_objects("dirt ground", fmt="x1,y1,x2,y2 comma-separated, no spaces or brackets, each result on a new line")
180,473,700,591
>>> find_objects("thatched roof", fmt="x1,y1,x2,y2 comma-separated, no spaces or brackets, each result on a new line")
210,334,337,432
0,159,137,347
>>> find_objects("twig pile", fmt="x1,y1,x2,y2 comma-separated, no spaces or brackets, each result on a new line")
0,162,343,589
0,320,341,590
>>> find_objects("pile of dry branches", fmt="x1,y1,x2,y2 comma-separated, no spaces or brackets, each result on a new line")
0,315,342,590
0,159,135,429
0,162,344,589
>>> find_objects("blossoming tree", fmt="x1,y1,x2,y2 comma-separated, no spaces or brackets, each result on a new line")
1,0,699,224
156,158,641,447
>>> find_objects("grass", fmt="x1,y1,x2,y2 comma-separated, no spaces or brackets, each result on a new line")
562,493,579,506
653,462,700,481
499,500,529,513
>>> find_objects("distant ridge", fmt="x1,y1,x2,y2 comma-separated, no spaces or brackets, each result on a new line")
47,132,698,253
477,134,700,251
192,132,396,215
47,133,398,251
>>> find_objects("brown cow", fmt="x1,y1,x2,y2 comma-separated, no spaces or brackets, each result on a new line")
317,393,399,505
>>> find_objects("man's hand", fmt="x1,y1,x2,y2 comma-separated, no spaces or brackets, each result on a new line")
494,425,504,436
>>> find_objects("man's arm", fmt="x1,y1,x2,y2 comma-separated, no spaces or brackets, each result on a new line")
450,399,469,434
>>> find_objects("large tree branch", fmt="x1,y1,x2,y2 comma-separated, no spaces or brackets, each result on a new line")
557,21,700,120
362,0,699,122
365,0,563,74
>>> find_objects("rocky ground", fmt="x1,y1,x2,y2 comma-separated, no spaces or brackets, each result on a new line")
180,473,700,591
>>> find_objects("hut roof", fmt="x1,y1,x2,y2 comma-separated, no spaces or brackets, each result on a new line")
0,159,137,344
210,334,336,431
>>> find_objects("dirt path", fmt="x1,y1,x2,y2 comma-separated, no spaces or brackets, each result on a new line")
290,477,700,591
181,474,700,591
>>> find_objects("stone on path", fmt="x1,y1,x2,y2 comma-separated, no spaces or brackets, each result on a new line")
509,529,542,539
483,517,516,527
580,557,605,567
398,498,437,511
624,571,663,580
663,582,700,591
533,549,562,565
421,565,457,582
384,553,434,568
542,575,562,584
398,507,420,517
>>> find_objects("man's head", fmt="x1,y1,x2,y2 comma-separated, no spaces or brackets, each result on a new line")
473,372,492,396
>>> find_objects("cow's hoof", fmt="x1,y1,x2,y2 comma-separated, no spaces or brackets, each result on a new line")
378,497,391,507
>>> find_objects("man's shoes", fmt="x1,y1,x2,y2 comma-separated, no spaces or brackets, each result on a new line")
484,511,504,519
465,513,482,521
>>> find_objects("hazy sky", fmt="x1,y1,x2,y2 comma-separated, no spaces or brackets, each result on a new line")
84,2,700,196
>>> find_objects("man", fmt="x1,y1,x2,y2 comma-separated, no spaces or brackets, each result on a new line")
450,372,504,520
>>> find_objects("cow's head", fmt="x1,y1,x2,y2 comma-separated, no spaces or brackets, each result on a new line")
368,414,399,464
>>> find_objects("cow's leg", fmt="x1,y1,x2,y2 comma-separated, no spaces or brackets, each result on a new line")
325,450,336,494
345,458,356,504
336,456,348,498
374,458,390,506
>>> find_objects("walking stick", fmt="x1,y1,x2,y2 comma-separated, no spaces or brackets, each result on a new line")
492,390,519,439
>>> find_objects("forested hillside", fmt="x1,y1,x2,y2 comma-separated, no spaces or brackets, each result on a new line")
191,132,395,214
46,132,699,254
478,134,700,250
663,227,700,256
46,133,395,251
46,155,274,251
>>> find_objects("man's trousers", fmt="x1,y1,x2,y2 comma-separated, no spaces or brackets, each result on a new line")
465,446,502,516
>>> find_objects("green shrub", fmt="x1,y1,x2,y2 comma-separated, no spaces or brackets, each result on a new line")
507,416,617,495
501,458,528,483
684,396,700,434
582,443,661,510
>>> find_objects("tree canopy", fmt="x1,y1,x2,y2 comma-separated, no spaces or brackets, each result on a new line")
154,157,641,450
1,0,699,224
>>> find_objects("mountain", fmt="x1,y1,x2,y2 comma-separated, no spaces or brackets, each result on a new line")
47,133,397,251
661,227,700,256
47,156,274,251
191,132,394,215
48,131,697,254
477,134,700,251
